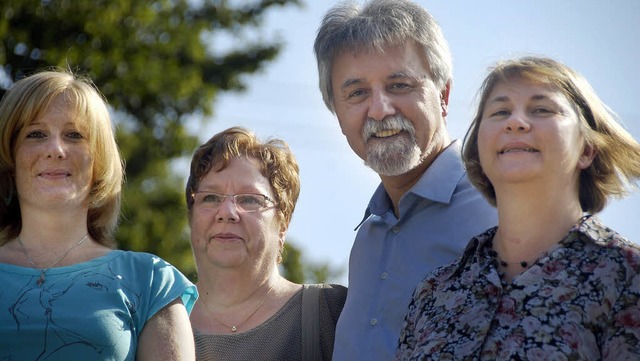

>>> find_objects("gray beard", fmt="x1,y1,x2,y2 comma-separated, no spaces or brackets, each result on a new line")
361,115,423,176
365,135,422,176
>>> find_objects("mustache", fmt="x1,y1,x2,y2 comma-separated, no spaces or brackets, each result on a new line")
362,115,415,141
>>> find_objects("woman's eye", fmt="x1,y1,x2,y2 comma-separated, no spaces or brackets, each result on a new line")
202,194,223,203
532,107,552,114
489,110,509,117
25,131,46,139
67,131,85,139
237,195,261,205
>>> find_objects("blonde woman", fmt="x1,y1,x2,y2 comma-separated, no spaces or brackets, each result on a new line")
0,70,197,360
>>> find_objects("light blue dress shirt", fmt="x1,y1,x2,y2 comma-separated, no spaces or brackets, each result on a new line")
332,140,498,361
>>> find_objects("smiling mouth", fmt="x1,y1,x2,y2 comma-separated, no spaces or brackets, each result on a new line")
373,129,402,138
499,148,538,154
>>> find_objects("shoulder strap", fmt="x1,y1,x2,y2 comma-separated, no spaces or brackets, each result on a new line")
302,284,322,361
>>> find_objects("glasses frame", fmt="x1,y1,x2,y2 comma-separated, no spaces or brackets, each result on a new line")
191,191,277,213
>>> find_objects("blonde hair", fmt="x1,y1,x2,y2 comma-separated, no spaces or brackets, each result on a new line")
0,70,124,246
185,126,300,229
463,56,640,213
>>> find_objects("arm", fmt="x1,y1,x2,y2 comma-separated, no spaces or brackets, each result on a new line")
137,297,195,361
602,272,640,360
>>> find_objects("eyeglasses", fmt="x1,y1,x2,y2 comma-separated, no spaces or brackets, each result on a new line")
191,191,276,213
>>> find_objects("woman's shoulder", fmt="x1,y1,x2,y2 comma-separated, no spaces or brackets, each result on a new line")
109,250,177,267
580,217,640,261
309,283,347,299
313,284,347,313
106,251,192,283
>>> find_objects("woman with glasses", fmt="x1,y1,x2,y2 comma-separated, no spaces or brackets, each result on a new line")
186,126,347,360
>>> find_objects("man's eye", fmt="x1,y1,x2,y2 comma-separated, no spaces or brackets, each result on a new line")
390,83,410,90
347,89,366,99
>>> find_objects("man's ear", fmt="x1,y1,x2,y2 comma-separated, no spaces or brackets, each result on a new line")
440,81,451,117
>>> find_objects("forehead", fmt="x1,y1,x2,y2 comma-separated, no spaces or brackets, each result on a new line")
487,77,571,104
28,94,83,126
331,41,429,85
199,156,272,191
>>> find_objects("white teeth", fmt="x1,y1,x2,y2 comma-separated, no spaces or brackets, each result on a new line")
374,129,401,138
501,148,536,154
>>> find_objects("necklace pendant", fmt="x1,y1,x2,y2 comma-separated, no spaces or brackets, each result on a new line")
231,326,237,332
36,272,45,286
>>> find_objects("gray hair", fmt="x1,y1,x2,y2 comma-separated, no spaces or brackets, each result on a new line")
313,0,453,113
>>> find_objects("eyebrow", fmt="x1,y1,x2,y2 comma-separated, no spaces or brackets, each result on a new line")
339,71,415,91
488,94,549,104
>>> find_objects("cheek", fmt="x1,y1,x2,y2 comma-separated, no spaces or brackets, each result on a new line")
476,125,493,163
14,148,33,187
336,110,363,136
190,211,213,237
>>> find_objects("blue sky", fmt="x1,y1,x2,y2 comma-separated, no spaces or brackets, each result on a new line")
194,1,640,283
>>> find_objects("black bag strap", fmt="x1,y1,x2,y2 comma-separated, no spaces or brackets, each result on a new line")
302,284,323,361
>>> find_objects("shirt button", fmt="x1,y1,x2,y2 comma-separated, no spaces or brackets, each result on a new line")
370,318,378,326
380,272,388,280
391,226,400,234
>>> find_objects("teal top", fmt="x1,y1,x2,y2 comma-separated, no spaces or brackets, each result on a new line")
0,250,197,360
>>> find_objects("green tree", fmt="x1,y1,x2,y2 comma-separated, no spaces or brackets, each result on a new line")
281,242,345,284
0,0,334,281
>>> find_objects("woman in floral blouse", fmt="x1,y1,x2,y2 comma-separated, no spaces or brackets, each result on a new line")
396,56,640,360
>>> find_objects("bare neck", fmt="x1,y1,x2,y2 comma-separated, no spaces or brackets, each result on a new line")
196,266,284,308
19,206,89,249
492,181,584,264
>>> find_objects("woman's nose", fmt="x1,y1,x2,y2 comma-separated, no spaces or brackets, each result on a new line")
46,136,66,159
504,112,531,133
215,196,239,223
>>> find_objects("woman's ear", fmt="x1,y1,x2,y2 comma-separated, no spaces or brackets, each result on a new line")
578,143,597,169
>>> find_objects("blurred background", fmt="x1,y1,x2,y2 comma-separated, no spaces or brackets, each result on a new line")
2,0,638,285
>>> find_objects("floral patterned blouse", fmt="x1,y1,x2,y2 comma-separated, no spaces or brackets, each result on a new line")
396,215,640,360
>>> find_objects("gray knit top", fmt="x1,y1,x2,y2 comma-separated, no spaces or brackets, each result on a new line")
194,284,347,361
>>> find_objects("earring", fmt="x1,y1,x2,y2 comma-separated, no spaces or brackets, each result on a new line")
3,191,12,206
276,240,285,264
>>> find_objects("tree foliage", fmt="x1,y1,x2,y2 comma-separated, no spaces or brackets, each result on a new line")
0,0,332,281
281,242,344,284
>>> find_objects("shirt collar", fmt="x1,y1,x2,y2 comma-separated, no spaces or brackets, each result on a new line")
451,214,600,281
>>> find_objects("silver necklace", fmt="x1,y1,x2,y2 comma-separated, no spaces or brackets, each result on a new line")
199,280,277,333
17,233,89,287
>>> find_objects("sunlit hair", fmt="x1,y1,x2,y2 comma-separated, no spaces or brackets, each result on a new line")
313,0,452,113
185,126,300,229
463,56,640,213
0,69,124,246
